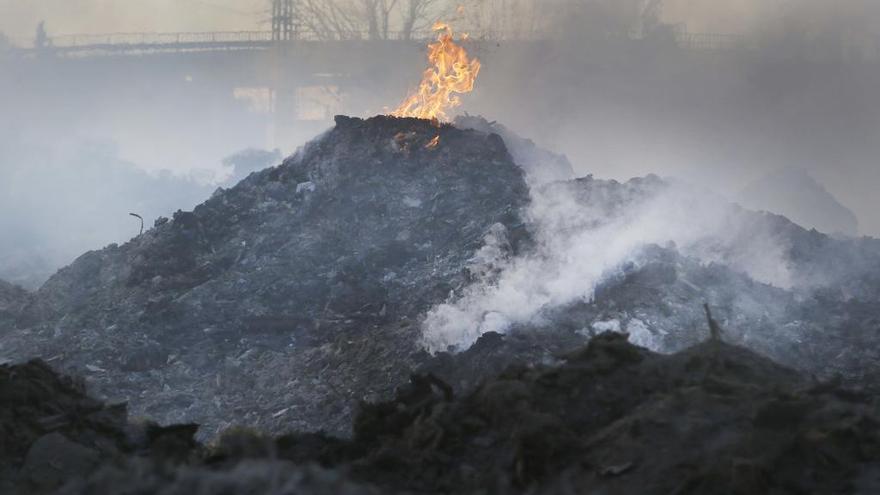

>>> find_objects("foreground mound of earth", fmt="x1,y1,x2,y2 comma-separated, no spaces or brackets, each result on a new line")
3,333,879,494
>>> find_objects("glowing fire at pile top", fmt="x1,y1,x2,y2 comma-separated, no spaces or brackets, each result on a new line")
392,22,482,122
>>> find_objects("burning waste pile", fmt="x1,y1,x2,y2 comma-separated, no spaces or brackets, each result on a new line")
1,114,531,436
0,279,29,336
2,20,880,495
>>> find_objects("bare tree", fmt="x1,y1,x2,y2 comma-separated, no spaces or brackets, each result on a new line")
638,0,664,37
294,0,404,40
401,0,449,40
360,0,382,39
292,0,460,41
454,0,543,40
295,0,362,40
380,0,400,39
361,0,413,40
529,0,651,41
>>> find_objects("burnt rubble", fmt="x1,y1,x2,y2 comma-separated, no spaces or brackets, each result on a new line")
3,333,880,494
453,114,576,185
1,115,530,436
0,280,28,339
543,177,880,386
420,169,880,396
1,112,880,444
0,358,202,494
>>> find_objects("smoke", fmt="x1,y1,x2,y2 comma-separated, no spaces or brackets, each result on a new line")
421,0,880,351
0,133,225,288
0,0,266,41
0,117,280,289
422,172,796,352
2,0,878,284
460,0,880,236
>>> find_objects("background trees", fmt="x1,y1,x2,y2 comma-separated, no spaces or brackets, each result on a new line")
292,0,452,40
290,0,672,41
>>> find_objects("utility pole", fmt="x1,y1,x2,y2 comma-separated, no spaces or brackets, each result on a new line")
271,0,297,41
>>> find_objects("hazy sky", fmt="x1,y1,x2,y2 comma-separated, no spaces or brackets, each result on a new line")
0,0,767,42
0,0,267,41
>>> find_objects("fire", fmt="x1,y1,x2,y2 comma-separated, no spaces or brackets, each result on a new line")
425,135,441,150
392,22,481,121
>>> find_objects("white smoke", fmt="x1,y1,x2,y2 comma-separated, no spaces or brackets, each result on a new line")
421,174,795,352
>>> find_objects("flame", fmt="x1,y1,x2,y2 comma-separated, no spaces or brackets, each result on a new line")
425,135,441,150
392,23,481,121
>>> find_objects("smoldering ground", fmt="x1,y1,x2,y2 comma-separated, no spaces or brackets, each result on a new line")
418,0,880,352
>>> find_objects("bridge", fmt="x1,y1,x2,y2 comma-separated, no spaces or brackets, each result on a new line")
1,0,757,158
3,24,755,154
13,29,752,57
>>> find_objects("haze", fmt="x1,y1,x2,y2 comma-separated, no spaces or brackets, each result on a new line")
1,0,879,288
0,1,794,40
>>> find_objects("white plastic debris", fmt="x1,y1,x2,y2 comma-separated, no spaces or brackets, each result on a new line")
296,181,316,194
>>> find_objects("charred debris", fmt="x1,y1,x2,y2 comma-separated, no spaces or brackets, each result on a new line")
2,115,533,436
2,332,880,494
2,115,880,435
1,114,880,493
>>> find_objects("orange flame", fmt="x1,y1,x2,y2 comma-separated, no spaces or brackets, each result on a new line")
425,135,441,150
392,22,481,121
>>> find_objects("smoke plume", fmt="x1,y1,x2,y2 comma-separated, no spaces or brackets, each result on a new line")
422,170,796,352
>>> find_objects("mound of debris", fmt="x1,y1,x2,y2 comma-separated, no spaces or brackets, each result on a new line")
453,115,575,185
345,333,880,494
539,177,880,382
3,116,530,436
0,359,202,494
0,279,28,334
4,112,880,441
4,333,879,494
416,168,880,392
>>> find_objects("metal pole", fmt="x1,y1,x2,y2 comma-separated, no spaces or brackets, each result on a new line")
129,213,144,236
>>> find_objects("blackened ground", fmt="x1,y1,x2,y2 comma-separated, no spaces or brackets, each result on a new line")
2,113,880,443
0,116,530,437
0,359,201,494
3,333,879,494
0,279,28,334
466,175,880,392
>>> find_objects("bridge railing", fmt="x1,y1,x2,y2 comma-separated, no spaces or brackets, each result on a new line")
31,28,758,54
50,31,275,47
45,29,487,47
